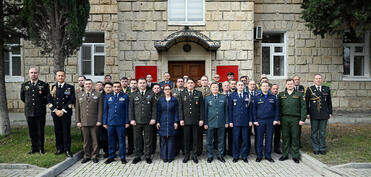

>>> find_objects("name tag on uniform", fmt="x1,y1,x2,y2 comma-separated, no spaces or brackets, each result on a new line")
292,96,299,98
281,96,287,98
258,101,264,104
269,99,274,103
219,100,224,103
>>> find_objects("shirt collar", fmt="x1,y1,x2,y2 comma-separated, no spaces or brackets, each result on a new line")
58,82,65,88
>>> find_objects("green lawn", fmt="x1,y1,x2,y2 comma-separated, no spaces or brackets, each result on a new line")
0,126,82,168
301,123,371,166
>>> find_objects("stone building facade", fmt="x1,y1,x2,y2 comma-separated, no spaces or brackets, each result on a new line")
4,0,371,112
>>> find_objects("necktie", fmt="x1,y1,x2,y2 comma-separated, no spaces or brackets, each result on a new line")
115,94,117,99
87,93,90,97
317,86,320,92
59,84,62,88
189,91,192,96
32,82,35,87
141,92,144,96
239,93,242,98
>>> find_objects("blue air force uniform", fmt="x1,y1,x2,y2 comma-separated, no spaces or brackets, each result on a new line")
103,92,129,160
252,92,279,159
229,92,252,159
48,82,75,152
204,94,229,159
159,81,174,89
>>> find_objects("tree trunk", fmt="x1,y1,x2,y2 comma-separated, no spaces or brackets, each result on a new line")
53,48,65,74
0,1,11,135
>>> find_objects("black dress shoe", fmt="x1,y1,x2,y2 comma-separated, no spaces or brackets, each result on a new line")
279,156,288,161
66,151,73,157
313,151,319,155
28,150,38,154
81,158,90,163
274,150,283,154
217,156,226,163
104,158,115,164
146,158,152,164
132,157,141,164
163,159,168,163
242,158,248,163
55,150,64,155
103,154,109,158
293,158,300,163
92,158,99,163
320,151,326,155
207,158,213,163
265,157,275,162
232,158,238,163
256,157,262,162
183,156,189,163
193,156,199,163
121,158,127,164
39,150,45,155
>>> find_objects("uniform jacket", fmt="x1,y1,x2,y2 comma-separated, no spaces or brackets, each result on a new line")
75,90,103,126
103,92,129,126
196,86,211,98
159,81,174,89
252,92,279,122
157,96,179,137
229,92,252,126
305,85,332,119
278,90,306,121
129,89,157,124
48,83,75,116
20,80,49,117
171,87,184,101
295,85,306,93
204,94,228,128
178,89,204,125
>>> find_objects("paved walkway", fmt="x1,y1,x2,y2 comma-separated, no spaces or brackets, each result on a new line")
59,151,322,177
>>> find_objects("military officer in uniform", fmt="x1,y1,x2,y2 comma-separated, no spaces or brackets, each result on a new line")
179,78,204,163
229,81,252,163
103,82,130,164
278,79,306,163
271,84,282,154
100,82,113,158
151,83,164,154
21,68,49,155
48,70,75,157
247,80,259,154
171,77,185,156
204,83,229,163
129,78,157,164
306,74,332,155
252,82,279,163
159,72,174,89
293,75,306,148
75,79,103,163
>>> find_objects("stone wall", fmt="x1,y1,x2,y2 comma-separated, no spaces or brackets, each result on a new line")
117,0,255,80
254,0,371,111
6,0,119,112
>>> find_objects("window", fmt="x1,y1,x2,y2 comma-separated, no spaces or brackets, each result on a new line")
4,39,23,82
343,32,370,79
261,33,287,78
168,0,204,25
79,33,105,80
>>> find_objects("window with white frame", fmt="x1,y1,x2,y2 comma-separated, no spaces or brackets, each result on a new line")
261,33,286,77
168,0,204,25
79,33,105,78
4,39,22,78
343,32,370,78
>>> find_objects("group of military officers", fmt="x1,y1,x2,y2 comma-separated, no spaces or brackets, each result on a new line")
21,68,332,165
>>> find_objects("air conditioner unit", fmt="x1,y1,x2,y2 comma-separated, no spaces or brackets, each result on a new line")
254,26,263,40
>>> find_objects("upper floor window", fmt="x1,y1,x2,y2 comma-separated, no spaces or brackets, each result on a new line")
4,44,21,77
261,33,287,78
168,0,204,25
79,33,105,80
343,32,370,79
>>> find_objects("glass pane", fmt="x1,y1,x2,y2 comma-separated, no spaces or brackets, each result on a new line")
274,47,283,53
95,45,104,53
4,51,9,61
84,33,104,43
354,56,364,76
4,61,9,75
343,32,364,43
187,0,203,21
82,46,91,61
169,0,186,21
82,61,91,75
262,33,284,43
262,47,270,74
273,56,284,76
94,56,105,76
354,46,364,53
11,46,21,55
12,56,21,76
343,47,350,75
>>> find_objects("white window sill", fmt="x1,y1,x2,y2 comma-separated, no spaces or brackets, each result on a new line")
168,21,205,26
85,76,104,82
267,75,288,80
5,76,24,83
343,76,371,81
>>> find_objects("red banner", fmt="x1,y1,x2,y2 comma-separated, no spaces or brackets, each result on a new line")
135,66,157,82
216,65,239,82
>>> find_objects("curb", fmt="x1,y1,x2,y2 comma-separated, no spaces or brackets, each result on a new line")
333,163,371,169
35,150,83,177
300,151,342,176
0,163,45,170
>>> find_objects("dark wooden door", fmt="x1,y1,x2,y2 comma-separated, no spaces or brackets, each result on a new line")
168,61,205,82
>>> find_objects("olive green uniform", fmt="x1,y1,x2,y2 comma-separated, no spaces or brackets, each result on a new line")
278,90,306,159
